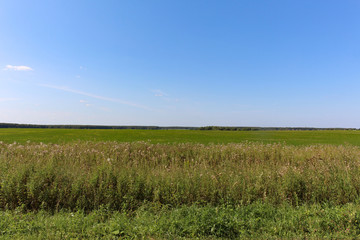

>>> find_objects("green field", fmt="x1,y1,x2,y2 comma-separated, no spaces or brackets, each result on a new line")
2,129,360,239
1,128,360,145
3,203,360,239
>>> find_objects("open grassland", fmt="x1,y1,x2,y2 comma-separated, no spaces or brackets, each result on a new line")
2,129,360,238
1,128,360,145
2,139,360,238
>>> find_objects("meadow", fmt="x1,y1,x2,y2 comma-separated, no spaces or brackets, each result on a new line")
2,129,360,239
1,128,360,145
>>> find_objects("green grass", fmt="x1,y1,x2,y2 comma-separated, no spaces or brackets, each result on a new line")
1,128,360,145
2,203,360,239
2,141,360,211
2,129,360,238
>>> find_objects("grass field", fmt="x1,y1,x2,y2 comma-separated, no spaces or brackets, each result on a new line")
1,128,360,145
2,129,360,239
3,203,360,239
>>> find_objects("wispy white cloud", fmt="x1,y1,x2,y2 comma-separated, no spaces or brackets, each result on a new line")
152,89,168,97
151,89,180,102
40,84,152,111
79,99,91,107
4,65,33,71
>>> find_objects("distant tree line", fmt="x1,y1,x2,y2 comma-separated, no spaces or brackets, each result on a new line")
0,123,196,130
198,126,359,131
0,123,358,131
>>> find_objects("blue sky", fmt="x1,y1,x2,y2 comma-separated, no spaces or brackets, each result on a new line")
1,0,360,127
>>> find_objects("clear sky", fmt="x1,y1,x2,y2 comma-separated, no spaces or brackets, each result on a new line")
1,0,360,127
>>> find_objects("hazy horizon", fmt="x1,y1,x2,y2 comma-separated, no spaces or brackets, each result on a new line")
1,1,360,128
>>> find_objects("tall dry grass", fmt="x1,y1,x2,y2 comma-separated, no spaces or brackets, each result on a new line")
1,141,360,211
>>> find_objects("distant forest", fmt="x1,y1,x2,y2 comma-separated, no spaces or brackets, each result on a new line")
198,126,359,131
0,123,195,130
0,123,358,131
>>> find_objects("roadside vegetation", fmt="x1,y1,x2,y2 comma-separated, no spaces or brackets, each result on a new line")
1,139,360,238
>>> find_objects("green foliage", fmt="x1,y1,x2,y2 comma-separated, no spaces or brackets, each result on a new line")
2,203,360,239
2,139,360,238
1,141,360,212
